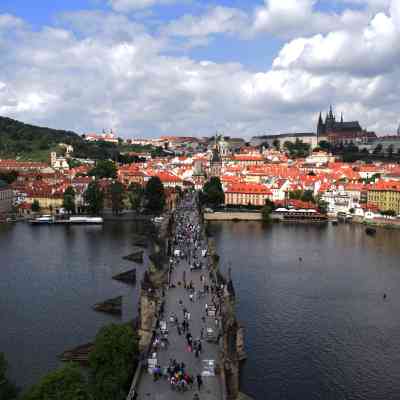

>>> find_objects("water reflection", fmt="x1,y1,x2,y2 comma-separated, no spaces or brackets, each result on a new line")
210,222,400,400
0,221,148,390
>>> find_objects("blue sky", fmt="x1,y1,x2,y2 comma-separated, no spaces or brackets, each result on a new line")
0,0,398,137
0,0,282,69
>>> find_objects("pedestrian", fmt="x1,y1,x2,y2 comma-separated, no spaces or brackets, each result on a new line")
200,327,204,339
196,374,203,391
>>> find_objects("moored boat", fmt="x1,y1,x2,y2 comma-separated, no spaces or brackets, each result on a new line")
365,227,377,236
67,216,103,224
29,215,54,224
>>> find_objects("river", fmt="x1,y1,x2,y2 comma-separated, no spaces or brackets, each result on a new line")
2,221,400,399
210,221,400,400
0,221,148,390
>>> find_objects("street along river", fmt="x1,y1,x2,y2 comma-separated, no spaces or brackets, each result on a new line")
210,221,400,400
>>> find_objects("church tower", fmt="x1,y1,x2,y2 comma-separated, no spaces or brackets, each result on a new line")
325,105,336,132
317,112,324,138
210,133,222,177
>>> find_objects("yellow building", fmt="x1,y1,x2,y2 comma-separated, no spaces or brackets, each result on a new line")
367,181,400,214
26,195,64,211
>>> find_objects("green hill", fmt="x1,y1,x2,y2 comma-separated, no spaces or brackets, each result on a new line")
0,116,121,162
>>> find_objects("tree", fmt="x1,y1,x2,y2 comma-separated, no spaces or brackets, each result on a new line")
373,144,383,155
110,181,125,216
84,181,104,215
31,200,40,213
387,144,394,158
21,363,89,400
301,190,315,203
203,177,225,207
144,176,166,214
0,170,18,184
318,200,329,215
150,146,168,158
89,160,117,179
127,182,143,211
318,140,331,152
0,353,18,400
63,186,76,214
289,190,303,200
272,139,281,150
261,199,275,223
381,209,396,217
89,324,139,400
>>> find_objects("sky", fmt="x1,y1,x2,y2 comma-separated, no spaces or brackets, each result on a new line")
0,0,399,138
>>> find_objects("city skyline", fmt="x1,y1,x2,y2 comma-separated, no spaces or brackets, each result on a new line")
1,0,400,138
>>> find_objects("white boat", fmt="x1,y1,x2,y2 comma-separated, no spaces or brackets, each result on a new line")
67,216,103,225
30,215,54,224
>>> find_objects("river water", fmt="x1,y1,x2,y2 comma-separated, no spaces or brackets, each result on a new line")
210,221,400,400
0,221,148,390
2,221,400,399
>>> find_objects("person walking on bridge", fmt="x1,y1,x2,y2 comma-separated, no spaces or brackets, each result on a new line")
196,374,203,391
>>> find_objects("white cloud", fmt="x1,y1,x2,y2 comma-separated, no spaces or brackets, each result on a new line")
1,1,400,138
252,0,368,38
273,5,400,76
165,6,249,37
108,0,175,12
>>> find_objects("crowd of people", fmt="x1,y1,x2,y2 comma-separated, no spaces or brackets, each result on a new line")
147,193,225,399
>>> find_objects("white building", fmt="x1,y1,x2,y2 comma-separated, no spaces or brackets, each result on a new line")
321,189,359,215
50,152,69,170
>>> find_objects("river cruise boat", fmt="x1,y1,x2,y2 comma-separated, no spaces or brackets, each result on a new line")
272,208,328,223
67,216,103,224
30,215,54,224
30,216,103,225
337,212,353,223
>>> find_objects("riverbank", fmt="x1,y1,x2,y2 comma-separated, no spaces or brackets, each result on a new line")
352,215,400,229
204,212,262,221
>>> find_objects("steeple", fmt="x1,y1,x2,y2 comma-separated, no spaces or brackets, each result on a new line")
317,112,324,137
328,105,334,120
340,112,343,123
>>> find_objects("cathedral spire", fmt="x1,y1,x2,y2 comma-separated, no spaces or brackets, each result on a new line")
329,104,334,119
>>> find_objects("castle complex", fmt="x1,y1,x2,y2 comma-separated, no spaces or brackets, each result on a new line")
317,106,376,145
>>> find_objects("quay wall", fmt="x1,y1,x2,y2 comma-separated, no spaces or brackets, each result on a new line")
204,212,262,221
352,215,400,229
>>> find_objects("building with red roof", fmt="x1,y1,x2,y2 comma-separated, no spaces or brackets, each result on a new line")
367,181,400,214
225,183,272,206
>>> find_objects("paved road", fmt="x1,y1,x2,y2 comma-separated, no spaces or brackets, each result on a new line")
136,200,222,400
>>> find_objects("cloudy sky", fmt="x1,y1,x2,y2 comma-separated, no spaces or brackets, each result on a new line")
0,0,399,138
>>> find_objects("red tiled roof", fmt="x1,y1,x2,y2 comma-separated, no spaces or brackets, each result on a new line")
225,183,272,195
369,181,400,191
233,154,264,162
